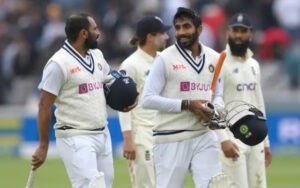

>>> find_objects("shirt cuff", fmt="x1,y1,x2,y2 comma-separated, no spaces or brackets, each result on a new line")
263,135,270,147
118,112,132,132
215,129,230,143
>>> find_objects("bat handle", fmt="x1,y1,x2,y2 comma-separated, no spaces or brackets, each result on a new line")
26,168,37,188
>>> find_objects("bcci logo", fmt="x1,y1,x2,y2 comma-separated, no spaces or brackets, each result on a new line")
208,64,215,73
240,124,252,139
240,125,248,134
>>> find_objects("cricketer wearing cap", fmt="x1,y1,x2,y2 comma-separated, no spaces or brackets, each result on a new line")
118,16,171,188
215,13,272,188
31,13,136,188
142,8,225,188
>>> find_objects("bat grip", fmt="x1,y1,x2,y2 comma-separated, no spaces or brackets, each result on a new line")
26,168,37,188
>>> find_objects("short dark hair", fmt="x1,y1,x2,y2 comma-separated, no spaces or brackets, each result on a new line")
65,13,91,42
173,7,202,28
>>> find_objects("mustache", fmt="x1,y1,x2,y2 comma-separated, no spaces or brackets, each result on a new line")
177,35,192,40
231,37,245,43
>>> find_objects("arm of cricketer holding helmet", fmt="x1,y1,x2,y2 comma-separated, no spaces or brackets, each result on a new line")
256,74,272,167
31,62,65,170
31,90,56,170
142,56,220,120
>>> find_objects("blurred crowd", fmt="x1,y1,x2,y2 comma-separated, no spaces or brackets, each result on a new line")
0,0,299,104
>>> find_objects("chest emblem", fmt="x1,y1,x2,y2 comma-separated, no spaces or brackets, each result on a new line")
98,63,102,71
233,68,239,73
208,64,215,73
251,66,256,76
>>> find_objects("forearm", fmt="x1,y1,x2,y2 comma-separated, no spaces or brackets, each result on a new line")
37,103,52,149
142,93,182,112
142,56,182,112
122,130,133,141
36,90,56,149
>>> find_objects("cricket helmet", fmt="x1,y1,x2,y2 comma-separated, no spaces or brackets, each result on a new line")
104,70,137,111
226,100,268,146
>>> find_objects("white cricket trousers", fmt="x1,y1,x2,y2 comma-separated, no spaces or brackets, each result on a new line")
153,131,222,188
220,140,266,188
128,126,155,188
56,133,114,188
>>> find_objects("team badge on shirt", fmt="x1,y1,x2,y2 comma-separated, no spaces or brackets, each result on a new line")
251,66,256,75
145,70,150,76
208,64,215,73
145,150,150,161
98,63,102,71
233,68,239,73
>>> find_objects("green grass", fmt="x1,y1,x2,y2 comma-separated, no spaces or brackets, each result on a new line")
0,156,299,188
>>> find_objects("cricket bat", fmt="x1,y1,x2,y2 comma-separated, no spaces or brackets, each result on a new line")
211,52,226,92
26,168,37,188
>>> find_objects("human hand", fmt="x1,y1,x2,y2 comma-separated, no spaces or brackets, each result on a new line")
221,140,240,158
189,100,213,121
122,131,136,160
31,145,48,170
265,147,272,167
202,103,228,129
120,93,139,112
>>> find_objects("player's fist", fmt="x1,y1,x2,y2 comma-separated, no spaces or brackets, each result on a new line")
221,140,239,158
31,145,48,170
122,131,136,160
189,100,213,121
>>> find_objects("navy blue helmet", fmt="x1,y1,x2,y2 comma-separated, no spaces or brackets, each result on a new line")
226,101,268,146
104,70,138,111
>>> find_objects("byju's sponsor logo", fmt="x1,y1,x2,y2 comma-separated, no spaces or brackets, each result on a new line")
79,82,103,94
180,82,211,91
236,82,256,91
180,82,190,91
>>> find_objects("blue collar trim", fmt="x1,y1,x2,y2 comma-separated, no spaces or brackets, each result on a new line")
62,42,95,74
175,41,205,74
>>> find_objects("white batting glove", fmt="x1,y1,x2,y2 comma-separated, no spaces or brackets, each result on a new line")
203,103,228,129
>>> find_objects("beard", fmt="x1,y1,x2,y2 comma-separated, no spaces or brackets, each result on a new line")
84,33,98,50
176,31,198,49
228,37,250,57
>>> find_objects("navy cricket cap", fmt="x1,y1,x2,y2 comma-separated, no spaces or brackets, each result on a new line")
136,16,171,38
228,13,252,29
230,114,268,146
